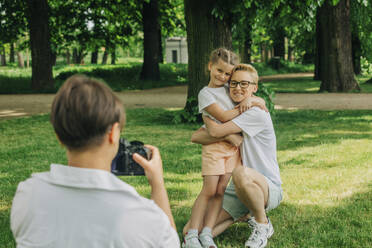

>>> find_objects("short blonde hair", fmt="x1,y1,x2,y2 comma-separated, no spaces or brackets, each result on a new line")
230,64,259,84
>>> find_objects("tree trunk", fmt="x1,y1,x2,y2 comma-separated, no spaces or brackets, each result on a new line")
314,7,322,80
288,45,294,62
158,28,163,64
140,0,160,82
318,0,359,92
10,43,15,63
66,49,71,64
26,0,54,91
111,46,116,65
0,46,6,66
73,48,78,64
101,49,108,65
91,50,98,64
73,48,85,64
351,32,361,75
51,51,57,66
240,29,252,64
184,0,232,114
273,27,285,59
17,52,24,68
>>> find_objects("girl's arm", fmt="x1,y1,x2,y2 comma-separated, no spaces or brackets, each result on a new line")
191,127,243,147
204,103,240,123
203,115,242,138
235,96,268,113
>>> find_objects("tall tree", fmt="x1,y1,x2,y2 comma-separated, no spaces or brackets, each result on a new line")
184,0,232,113
318,0,359,92
140,0,161,81
26,0,54,91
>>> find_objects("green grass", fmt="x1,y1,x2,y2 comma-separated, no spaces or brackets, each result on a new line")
1,109,371,247
262,75,372,93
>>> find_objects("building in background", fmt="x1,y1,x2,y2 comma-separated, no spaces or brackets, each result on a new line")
165,37,188,64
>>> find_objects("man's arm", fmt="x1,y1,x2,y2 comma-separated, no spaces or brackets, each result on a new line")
203,115,242,138
133,145,176,230
191,127,243,147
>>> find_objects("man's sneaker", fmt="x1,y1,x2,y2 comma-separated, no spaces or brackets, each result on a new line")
244,218,274,248
182,232,203,248
247,217,274,239
199,231,217,248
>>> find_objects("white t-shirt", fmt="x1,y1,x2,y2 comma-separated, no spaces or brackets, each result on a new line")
11,164,180,248
198,85,234,122
232,107,282,186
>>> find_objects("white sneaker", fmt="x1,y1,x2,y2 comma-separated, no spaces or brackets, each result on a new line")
247,217,274,239
182,232,203,248
244,218,274,248
199,231,217,248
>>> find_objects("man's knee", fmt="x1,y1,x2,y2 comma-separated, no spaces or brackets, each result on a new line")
232,166,254,188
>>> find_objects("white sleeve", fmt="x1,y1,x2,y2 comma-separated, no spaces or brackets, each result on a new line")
10,180,34,243
232,108,267,137
198,88,216,113
159,224,180,248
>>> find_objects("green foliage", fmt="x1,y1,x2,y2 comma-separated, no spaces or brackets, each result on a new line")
361,57,372,75
252,61,314,76
172,97,201,124
256,83,276,114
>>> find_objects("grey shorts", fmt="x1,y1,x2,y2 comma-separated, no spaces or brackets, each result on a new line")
223,176,283,221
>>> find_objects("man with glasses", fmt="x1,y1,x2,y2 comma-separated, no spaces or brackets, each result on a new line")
192,64,283,248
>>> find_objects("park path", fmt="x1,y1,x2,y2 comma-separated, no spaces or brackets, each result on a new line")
0,73,371,120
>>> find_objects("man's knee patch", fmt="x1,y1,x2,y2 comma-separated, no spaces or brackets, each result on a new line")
232,166,253,187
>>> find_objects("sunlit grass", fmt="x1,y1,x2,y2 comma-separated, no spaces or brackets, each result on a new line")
263,75,372,93
0,109,372,247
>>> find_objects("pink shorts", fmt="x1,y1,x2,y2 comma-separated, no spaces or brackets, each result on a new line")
201,141,242,176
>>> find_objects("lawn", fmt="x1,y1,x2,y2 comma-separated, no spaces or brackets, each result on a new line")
263,75,372,93
0,109,371,247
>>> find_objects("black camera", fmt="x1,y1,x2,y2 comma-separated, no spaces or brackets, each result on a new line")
111,138,151,176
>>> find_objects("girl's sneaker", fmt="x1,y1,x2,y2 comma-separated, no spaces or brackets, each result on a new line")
199,231,217,248
182,232,203,248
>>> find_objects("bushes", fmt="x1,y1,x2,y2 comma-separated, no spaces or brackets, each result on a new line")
0,63,188,94
55,63,188,91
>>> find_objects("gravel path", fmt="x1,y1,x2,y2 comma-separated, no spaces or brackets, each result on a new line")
1,73,371,120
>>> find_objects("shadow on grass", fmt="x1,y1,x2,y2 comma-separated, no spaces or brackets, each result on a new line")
275,110,372,151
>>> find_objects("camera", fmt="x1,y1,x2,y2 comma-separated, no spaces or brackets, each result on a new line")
111,138,152,176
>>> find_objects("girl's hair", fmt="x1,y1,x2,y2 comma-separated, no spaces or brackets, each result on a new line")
209,48,240,66
230,64,259,84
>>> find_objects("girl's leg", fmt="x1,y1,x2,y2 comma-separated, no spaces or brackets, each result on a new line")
188,175,220,231
203,173,232,229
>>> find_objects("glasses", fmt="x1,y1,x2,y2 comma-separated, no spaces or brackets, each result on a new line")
229,80,257,88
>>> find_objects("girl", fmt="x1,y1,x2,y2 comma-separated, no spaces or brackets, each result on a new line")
183,48,266,248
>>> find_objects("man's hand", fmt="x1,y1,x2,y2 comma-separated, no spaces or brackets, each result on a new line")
225,133,243,147
133,145,164,187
